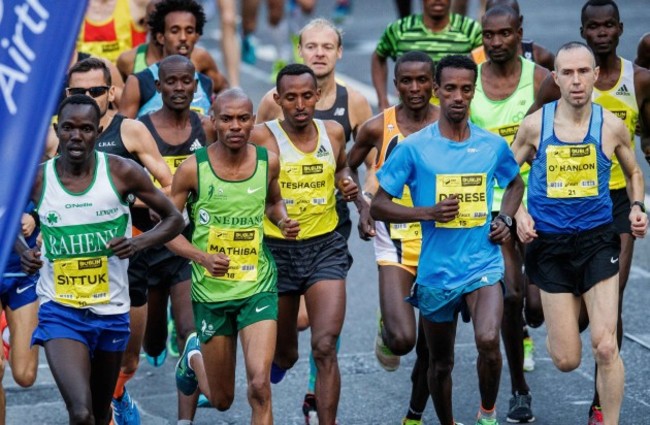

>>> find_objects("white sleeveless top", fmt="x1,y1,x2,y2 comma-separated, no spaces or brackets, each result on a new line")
37,152,132,315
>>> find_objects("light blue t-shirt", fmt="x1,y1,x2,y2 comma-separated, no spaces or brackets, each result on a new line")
376,122,520,290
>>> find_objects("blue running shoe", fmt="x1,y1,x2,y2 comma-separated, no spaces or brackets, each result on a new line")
112,387,141,425
176,332,200,395
270,362,287,384
198,393,212,408
242,35,256,65
145,348,167,367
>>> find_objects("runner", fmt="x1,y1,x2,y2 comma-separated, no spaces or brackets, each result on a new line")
470,0,555,71
526,2,650,421
255,18,374,423
131,54,215,423
77,0,149,63
116,0,225,88
635,33,650,69
19,94,184,425
0,205,40,425
511,41,647,425
468,5,550,423
65,56,174,425
372,0,483,110
372,54,524,425
119,0,228,118
250,64,359,425
167,87,298,424
348,51,439,425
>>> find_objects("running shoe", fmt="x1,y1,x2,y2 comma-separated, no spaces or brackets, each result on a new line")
198,393,212,408
375,316,400,371
111,386,141,425
523,336,535,372
145,348,167,367
587,406,604,425
401,418,423,425
270,362,287,384
302,393,318,424
476,417,499,425
1,311,9,360
332,0,351,24
167,320,179,358
242,35,256,65
507,392,535,423
175,332,200,395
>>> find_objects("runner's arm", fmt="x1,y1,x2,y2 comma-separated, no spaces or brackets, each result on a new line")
121,119,173,193
265,151,299,239
255,90,283,124
371,51,391,111
371,187,459,223
118,75,142,119
329,121,358,202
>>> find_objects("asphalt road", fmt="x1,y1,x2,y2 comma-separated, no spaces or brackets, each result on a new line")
5,0,650,424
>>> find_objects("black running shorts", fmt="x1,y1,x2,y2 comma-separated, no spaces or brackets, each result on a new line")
524,223,620,296
610,188,632,235
265,231,352,295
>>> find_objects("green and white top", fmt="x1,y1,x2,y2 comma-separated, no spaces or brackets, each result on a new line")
37,152,132,315
189,145,277,303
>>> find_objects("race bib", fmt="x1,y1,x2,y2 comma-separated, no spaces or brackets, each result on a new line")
389,186,422,240
546,145,598,198
152,155,189,187
206,227,259,281
53,256,110,307
435,174,488,228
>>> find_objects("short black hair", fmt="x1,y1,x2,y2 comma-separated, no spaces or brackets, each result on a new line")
57,94,101,125
67,57,112,86
482,4,520,28
435,55,478,86
158,54,195,78
581,0,620,25
486,0,520,15
394,51,435,79
149,0,206,36
276,63,317,93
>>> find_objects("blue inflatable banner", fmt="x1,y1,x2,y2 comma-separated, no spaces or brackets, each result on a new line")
0,0,88,275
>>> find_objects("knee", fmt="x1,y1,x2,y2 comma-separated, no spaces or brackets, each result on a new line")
69,406,93,425
220,12,237,30
503,289,523,312
593,336,618,367
551,352,581,372
386,332,415,356
430,357,454,380
476,330,501,356
525,307,544,328
175,323,195,344
275,348,299,370
211,391,235,412
12,367,37,388
248,375,271,405
311,335,338,363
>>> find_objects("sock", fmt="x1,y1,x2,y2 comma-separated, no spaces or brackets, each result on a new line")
113,370,135,399
307,337,341,393
187,350,201,372
270,362,287,384
177,420,192,425
479,405,496,419
405,406,424,421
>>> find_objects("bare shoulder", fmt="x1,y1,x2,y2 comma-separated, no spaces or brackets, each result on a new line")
602,108,629,143
250,124,279,153
192,46,217,71
532,63,550,91
120,117,148,136
346,86,372,115
358,112,385,143
518,109,542,142
324,119,346,141
633,64,650,96
256,89,282,123
116,47,137,78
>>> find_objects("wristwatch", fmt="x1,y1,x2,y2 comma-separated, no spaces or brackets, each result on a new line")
631,200,646,213
495,214,513,229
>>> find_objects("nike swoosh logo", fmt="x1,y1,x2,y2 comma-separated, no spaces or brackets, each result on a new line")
16,284,34,294
112,338,124,344
247,187,262,194
255,305,269,313
611,257,619,264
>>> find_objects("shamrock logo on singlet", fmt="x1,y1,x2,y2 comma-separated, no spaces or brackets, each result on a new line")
46,211,60,225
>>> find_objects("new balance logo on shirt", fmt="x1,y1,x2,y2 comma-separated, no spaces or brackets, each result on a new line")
615,84,631,96
333,107,346,117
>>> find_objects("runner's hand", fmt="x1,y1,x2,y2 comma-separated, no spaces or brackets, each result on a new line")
488,219,510,244
20,248,43,274
200,253,230,277
428,195,459,222
107,237,137,259
278,217,300,239
515,211,537,243
338,178,358,201
630,208,648,239
21,213,36,238
357,207,376,240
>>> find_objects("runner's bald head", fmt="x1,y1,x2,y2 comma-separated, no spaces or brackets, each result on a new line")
555,41,596,71
158,55,195,78
212,88,253,114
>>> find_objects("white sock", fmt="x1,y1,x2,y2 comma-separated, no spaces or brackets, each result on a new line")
186,349,201,371
177,420,192,425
